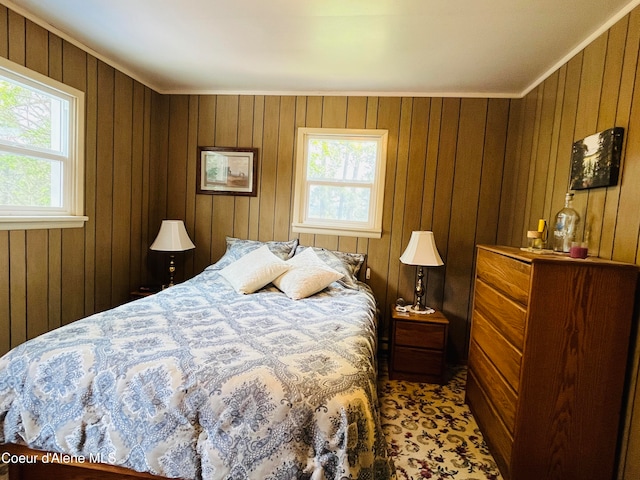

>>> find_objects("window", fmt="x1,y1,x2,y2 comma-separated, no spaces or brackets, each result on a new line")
293,127,388,238
0,56,86,230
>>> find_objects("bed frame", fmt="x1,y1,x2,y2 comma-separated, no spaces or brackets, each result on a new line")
3,443,167,480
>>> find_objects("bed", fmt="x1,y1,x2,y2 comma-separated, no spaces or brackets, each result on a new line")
0,238,394,480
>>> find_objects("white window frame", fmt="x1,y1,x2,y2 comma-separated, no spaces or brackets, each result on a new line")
0,56,87,230
292,127,388,239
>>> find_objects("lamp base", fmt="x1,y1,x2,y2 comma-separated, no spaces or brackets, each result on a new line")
410,265,435,314
167,254,176,287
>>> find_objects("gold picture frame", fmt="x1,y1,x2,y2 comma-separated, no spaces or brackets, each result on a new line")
197,147,258,196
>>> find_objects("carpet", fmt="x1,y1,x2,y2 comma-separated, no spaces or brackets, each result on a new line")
378,362,503,480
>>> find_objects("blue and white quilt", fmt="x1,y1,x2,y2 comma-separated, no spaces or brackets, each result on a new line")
0,266,393,479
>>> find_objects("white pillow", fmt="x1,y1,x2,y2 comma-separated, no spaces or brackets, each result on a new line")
273,248,343,299
219,245,291,294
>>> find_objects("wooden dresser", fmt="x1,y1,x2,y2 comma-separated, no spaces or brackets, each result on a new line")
466,245,638,480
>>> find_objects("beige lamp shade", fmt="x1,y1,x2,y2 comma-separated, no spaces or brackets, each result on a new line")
400,231,444,266
150,220,195,252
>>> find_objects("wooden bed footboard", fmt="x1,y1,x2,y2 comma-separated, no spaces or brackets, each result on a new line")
2,444,169,480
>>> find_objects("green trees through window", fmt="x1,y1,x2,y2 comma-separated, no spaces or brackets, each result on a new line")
0,56,85,230
0,77,64,208
306,138,376,222
293,127,388,238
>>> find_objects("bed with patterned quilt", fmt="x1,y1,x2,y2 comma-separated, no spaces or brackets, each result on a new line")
0,238,393,480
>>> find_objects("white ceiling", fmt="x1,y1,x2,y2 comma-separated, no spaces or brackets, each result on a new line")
4,0,639,97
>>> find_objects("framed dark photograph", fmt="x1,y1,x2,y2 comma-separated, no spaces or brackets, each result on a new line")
197,147,258,196
570,127,624,190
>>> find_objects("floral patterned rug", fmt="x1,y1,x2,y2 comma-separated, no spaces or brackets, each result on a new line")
378,362,503,480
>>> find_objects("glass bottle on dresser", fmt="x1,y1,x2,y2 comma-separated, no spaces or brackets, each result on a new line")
553,192,580,253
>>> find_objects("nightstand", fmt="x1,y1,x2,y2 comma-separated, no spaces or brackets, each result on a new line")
130,286,161,301
389,305,449,384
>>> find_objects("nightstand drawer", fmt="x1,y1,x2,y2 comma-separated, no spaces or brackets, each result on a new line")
393,346,444,376
395,320,446,349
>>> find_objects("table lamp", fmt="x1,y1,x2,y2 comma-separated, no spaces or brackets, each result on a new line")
150,220,195,287
400,231,444,313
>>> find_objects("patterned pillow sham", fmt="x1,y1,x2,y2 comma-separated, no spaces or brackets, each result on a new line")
208,237,299,270
294,245,366,289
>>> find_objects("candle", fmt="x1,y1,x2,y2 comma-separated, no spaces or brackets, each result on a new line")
569,242,588,259
538,219,546,232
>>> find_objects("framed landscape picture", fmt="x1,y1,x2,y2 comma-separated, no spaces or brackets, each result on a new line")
569,127,624,190
197,147,258,196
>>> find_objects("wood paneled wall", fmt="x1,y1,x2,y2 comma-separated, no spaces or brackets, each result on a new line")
4,0,640,476
154,94,511,360
498,8,640,479
0,4,512,363
0,5,156,354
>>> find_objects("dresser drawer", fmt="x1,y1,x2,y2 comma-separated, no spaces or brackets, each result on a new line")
476,248,531,306
466,369,513,475
393,346,444,376
395,320,446,349
474,279,526,351
472,309,522,393
468,339,517,434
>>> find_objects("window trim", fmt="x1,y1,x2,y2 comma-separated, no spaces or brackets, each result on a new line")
292,127,388,239
0,56,87,231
